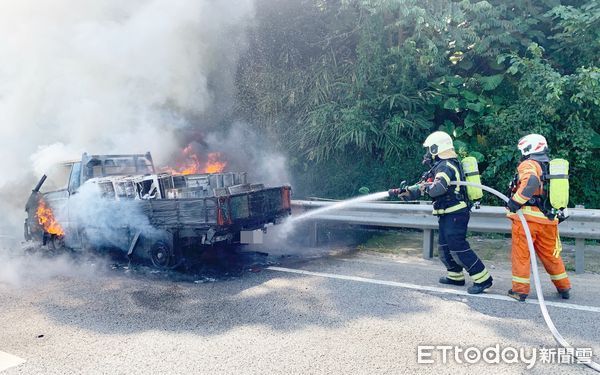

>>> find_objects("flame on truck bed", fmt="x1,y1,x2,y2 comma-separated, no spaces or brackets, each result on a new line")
162,146,227,175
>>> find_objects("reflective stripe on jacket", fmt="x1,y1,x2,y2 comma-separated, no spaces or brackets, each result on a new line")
427,159,468,216
507,159,557,225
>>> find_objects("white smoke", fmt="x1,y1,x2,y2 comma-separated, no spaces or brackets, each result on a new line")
65,182,159,251
205,122,291,187
0,0,255,234
0,244,108,287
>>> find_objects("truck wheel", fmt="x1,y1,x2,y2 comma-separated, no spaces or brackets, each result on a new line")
149,240,179,269
48,234,66,252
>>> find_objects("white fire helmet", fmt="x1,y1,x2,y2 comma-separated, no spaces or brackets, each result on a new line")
423,131,454,156
518,134,548,156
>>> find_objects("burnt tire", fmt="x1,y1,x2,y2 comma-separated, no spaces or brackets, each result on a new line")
149,240,180,270
48,234,66,252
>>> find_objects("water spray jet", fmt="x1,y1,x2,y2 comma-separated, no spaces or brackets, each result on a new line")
279,191,390,238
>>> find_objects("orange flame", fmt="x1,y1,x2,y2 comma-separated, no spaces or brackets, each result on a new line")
36,200,64,236
163,146,227,175
204,153,227,174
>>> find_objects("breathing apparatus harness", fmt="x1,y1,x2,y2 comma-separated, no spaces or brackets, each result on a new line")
421,152,471,210
392,150,482,211
508,156,570,222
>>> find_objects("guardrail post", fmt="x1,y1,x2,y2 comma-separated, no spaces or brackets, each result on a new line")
310,221,318,247
422,229,434,259
575,237,585,274
574,204,585,274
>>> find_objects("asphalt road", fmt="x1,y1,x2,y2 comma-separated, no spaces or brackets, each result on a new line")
1,243,599,374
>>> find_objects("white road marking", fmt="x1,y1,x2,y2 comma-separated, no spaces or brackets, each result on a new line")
338,256,441,268
0,351,26,371
267,266,600,314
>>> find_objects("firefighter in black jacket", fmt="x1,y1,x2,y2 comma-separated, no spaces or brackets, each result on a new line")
389,131,493,294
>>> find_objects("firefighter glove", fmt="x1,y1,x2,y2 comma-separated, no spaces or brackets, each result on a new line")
398,190,411,201
388,188,401,197
506,198,522,213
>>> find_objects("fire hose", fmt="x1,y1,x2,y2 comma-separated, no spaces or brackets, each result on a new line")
451,181,600,372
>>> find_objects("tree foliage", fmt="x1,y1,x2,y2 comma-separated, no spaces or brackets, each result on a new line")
236,0,600,207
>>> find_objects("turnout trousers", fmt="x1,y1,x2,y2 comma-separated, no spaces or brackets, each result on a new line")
438,211,491,284
511,220,571,295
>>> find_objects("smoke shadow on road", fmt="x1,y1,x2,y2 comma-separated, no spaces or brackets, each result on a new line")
1,247,434,338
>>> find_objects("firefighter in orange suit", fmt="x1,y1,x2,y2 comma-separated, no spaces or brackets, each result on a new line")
506,134,571,301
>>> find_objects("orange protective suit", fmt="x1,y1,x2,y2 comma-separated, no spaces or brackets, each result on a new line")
508,159,571,295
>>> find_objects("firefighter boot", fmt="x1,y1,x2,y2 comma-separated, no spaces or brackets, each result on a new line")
467,277,493,294
438,276,465,286
557,288,571,300
508,289,528,302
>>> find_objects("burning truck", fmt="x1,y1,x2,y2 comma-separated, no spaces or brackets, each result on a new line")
24,152,291,268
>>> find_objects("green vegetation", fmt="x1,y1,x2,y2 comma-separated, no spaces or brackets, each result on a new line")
236,0,600,207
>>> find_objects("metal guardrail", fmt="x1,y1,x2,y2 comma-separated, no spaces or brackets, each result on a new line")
291,200,600,274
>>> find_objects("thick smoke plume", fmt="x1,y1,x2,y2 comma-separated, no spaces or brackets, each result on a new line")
0,240,108,287
0,1,296,284
191,122,290,186
0,0,258,235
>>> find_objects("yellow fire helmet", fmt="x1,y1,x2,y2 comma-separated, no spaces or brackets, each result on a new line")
423,131,454,156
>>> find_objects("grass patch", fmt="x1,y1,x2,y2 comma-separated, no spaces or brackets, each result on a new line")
356,230,422,257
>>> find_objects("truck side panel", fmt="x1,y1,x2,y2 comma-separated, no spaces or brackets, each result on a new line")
142,198,218,227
